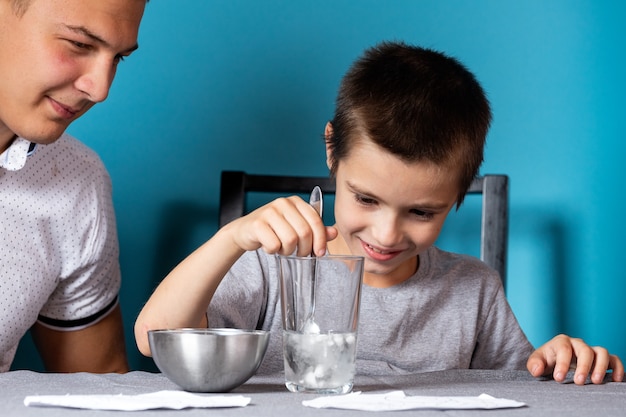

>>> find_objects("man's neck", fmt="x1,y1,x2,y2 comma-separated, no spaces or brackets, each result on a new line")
0,131,18,154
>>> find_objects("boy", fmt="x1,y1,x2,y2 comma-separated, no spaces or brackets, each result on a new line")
135,41,623,385
0,0,147,372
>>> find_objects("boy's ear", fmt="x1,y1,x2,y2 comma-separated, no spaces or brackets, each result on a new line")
324,122,333,170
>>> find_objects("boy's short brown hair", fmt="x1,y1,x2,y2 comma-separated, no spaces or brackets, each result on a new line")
327,41,491,207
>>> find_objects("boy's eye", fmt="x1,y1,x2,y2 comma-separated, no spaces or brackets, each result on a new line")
354,194,376,205
410,209,434,220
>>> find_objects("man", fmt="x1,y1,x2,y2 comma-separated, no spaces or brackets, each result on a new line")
0,0,147,372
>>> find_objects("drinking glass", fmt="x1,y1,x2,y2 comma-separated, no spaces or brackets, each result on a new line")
278,254,364,394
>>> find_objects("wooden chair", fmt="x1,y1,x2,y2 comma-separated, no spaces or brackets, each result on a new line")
218,170,509,289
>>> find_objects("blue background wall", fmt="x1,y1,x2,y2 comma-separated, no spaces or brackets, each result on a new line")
12,0,625,371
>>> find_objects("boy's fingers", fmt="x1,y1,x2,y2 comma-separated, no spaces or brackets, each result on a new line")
609,355,625,382
526,350,548,377
568,340,594,385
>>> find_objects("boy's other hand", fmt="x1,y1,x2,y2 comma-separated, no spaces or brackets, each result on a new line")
527,334,624,384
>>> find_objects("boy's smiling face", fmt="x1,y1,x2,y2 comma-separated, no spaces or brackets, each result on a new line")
327,137,461,288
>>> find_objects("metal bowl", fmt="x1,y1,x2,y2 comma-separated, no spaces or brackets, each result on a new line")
148,328,270,392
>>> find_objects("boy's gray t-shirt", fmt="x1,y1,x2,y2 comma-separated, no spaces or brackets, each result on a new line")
207,246,534,376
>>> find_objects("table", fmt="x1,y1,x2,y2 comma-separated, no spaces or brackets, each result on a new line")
1,369,624,416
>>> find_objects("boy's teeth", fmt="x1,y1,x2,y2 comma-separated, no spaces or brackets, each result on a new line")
368,244,388,254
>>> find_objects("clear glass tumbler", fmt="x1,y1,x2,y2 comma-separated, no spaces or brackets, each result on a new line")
278,254,364,394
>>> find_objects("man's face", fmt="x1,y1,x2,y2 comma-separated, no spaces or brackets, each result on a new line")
328,138,460,288
0,0,145,149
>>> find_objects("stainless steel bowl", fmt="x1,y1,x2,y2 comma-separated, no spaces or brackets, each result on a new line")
148,328,270,392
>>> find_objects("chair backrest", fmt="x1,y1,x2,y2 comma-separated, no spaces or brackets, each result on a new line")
218,170,509,289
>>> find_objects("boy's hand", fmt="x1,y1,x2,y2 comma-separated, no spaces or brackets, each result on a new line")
228,196,336,257
527,334,624,384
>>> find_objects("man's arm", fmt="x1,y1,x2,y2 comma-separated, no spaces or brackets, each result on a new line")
31,304,129,373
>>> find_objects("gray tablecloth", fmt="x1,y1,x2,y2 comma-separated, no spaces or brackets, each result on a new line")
2,369,625,416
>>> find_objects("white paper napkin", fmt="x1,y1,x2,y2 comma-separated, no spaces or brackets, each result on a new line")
302,390,526,411
24,390,251,411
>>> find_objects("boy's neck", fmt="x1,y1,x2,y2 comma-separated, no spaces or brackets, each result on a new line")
327,231,419,288
363,256,419,288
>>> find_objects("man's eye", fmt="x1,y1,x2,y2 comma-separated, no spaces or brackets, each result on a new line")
70,40,91,50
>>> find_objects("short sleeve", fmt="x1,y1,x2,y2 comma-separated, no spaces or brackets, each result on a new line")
207,250,272,330
469,276,534,370
36,136,121,329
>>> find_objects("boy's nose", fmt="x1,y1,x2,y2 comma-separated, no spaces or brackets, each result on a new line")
371,213,403,248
